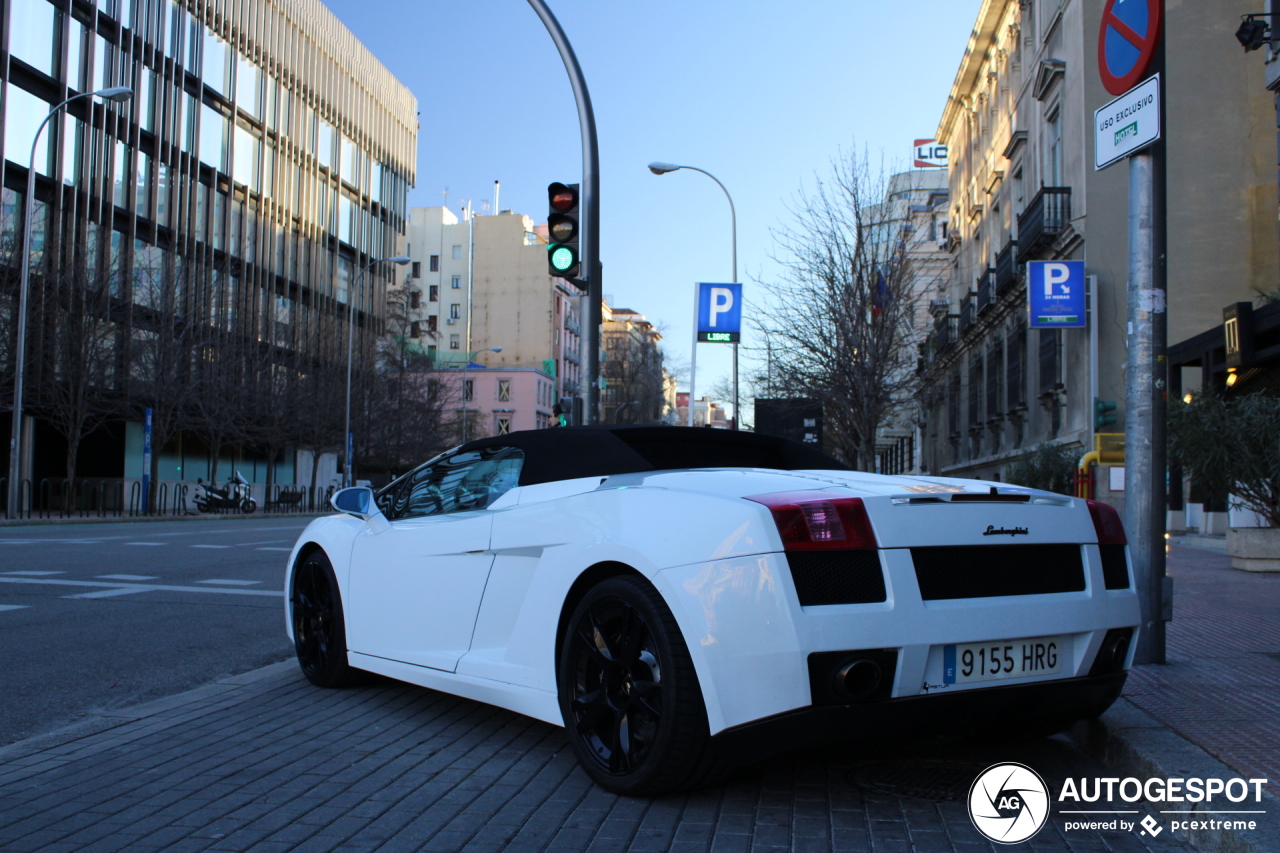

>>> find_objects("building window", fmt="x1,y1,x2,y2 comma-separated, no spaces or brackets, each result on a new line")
452,275,461,289
410,291,421,310
450,334,460,350
429,284,439,302
428,344,437,359
451,244,462,259
429,255,439,272
1044,106,1063,186
463,379,473,401
496,417,511,435
450,303,460,319
498,380,510,402
428,315,438,332
412,261,421,278
410,320,421,338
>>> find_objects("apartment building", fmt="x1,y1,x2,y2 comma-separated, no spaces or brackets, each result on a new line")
917,0,1275,497
401,206,581,437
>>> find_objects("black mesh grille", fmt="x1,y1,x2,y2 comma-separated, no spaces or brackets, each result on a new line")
1099,545,1130,589
911,545,1085,600
786,551,887,606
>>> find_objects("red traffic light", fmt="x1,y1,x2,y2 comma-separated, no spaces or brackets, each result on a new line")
548,182,577,213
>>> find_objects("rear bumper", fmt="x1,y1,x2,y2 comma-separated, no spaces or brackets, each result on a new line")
712,671,1127,760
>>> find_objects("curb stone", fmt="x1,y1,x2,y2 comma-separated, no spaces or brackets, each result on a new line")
1066,697,1280,853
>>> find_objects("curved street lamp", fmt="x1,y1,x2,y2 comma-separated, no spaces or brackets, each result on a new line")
647,162,739,430
7,87,133,519
462,346,504,443
344,255,411,487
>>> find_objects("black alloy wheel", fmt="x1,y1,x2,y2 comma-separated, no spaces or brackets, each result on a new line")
558,575,726,795
291,551,361,688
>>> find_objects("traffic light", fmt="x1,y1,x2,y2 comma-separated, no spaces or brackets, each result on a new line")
553,396,582,426
1094,398,1118,430
547,182,580,279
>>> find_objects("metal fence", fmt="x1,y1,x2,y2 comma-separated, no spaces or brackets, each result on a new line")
0,478,337,520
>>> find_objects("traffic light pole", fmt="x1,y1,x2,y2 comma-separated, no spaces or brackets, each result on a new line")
526,0,601,424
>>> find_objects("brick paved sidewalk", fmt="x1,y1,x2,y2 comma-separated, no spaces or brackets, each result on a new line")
1121,544,1280,784
0,660,1186,853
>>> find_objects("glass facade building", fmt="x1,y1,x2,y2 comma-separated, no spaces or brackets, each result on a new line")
0,0,416,486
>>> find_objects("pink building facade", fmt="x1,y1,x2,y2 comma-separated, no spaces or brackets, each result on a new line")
436,366,558,436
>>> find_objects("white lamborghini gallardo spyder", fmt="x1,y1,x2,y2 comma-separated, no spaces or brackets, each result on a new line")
285,426,1138,795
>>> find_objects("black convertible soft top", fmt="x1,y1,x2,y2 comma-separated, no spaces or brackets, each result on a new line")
459,425,848,487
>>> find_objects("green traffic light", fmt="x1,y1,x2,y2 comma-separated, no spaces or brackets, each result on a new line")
549,244,576,272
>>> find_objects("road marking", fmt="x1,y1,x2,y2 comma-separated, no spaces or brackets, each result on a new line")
1,570,65,576
0,576,281,597
123,542,167,546
0,604,28,612
0,541,36,545
235,540,291,547
63,587,154,600
190,544,231,549
197,579,262,586
150,525,310,537
97,574,159,581
257,547,292,552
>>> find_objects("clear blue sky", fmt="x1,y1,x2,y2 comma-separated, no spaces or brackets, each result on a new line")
323,0,983,413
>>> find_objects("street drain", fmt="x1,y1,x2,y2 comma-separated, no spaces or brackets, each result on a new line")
847,760,983,801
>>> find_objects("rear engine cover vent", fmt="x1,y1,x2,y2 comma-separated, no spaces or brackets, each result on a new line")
911,544,1085,600
1099,544,1130,589
786,551,887,606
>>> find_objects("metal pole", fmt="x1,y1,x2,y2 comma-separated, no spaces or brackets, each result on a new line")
1125,152,1165,664
525,0,601,424
8,91,103,519
689,285,698,427
345,260,377,488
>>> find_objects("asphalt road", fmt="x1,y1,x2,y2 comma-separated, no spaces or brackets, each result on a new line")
0,517,313,745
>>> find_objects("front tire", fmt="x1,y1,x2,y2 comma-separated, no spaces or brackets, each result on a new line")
557,575,726,795
291,550,362,688
241,498,257,514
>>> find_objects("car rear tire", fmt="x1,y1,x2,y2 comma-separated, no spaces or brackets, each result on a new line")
557,574,727,795
291,550,362,688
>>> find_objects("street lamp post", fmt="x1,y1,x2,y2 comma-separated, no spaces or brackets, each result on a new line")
647,162,739,430
344,255,410,488
461,346,504,443
7,86,133,519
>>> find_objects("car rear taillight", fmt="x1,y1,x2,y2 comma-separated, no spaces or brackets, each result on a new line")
1087,499,1127,545
745,491,877,551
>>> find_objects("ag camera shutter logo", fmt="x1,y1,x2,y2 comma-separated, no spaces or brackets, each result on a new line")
969,763,1051,844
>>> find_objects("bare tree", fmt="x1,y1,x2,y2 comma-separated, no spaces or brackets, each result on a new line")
35,248,120,483
126,254,200,511
755,148,921,470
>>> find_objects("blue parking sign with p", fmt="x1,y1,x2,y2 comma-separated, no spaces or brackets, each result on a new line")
1027,261,1086,328
697,282,742,343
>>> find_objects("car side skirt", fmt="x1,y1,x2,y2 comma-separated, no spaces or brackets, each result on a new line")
347,651,563,727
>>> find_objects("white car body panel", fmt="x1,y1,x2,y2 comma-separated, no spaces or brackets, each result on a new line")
286,465,1140,737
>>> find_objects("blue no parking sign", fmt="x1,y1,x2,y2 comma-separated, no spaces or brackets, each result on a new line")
1028,261,1086,328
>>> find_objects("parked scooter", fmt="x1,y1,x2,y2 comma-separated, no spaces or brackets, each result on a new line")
193,472,257,514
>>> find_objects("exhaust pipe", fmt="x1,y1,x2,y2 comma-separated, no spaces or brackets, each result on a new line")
834,658,883,701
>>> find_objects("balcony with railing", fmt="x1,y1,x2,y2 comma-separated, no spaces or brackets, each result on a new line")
995,239,1018,294
936,314,959,353
976,270,995,316
1017,187,1071,260
959,293,976,335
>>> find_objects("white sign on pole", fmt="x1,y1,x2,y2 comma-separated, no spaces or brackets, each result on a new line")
1094,73,1160,171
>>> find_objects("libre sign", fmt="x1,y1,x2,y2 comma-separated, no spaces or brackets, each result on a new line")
1094,73,1160,171
1028,261,1086,328
696,282,742,343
